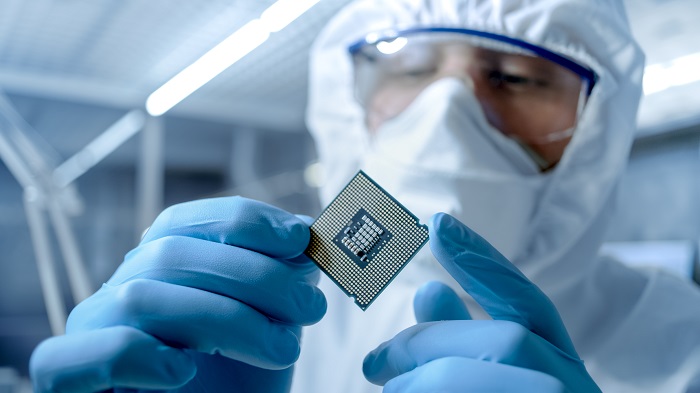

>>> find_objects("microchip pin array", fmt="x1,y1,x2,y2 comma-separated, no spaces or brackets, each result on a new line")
305,171,429,310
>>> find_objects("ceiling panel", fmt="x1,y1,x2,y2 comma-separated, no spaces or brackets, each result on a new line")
0,0,353,131
0,0,276,81
0,0,698,133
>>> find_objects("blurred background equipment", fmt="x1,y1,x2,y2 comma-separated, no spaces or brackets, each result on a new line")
0,0,698,379
0,94,145,337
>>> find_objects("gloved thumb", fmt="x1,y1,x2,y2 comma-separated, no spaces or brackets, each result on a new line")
428,212,578,358
413,281,471,323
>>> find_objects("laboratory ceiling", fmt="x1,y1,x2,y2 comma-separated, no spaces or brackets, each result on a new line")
0,0,698,133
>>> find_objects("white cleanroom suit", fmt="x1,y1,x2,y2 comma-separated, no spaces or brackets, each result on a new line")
294,0,700,392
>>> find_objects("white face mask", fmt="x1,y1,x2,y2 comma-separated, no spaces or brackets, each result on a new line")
360,78,550,263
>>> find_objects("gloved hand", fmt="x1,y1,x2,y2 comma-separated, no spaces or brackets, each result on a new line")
29,197,327,393
363,213,601,392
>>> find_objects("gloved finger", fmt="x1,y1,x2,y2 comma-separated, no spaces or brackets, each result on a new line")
429,212,577,356
68,279,304,370
382,357,568,393
109,236,326,325
413,281,471,323
296,214,315,226
288,251,322,285
363,320,586,387
141,196,309,260
30,326,196,393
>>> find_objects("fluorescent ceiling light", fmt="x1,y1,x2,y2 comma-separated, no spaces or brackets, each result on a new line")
261,0,321,33
146,0,321,117
644,52,700,96
146,20,269,116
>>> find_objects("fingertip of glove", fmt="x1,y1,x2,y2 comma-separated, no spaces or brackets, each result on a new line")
265,326,302,370
288,281,327,326
413,281,452,312
309,285,328,324
414,281,471,323
29,338,53,384
362,346,390,386
290,214,311,246
429,211,454,226
429,213,485,255
428,213,461,252
271,214,311,259
428,213,461,241
295,214,315,226
415,280,450,298
361,351,378,383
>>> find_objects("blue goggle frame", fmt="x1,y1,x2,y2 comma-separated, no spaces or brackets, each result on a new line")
348,27,598,96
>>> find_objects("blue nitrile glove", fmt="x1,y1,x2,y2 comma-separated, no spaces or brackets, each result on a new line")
363,213,601,393
29,197,327,393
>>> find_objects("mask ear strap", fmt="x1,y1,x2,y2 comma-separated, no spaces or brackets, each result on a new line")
527,79,589,145
531,127,576,144
511,138,553,171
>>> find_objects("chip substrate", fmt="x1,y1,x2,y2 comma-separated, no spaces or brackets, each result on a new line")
305,170,429,310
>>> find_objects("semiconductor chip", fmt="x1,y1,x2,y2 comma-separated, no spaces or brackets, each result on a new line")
334,209,391,268
305,170,429,310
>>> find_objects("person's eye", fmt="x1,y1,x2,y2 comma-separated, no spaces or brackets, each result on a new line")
401,67,437,77
488,70,547,89
384,65,437,80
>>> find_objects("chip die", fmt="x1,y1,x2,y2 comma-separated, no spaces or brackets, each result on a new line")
305,170,429,310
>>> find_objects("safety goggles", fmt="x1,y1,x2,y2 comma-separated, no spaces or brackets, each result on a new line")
349,28,597,145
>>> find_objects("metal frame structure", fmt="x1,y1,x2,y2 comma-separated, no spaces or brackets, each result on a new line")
0,92,154,335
